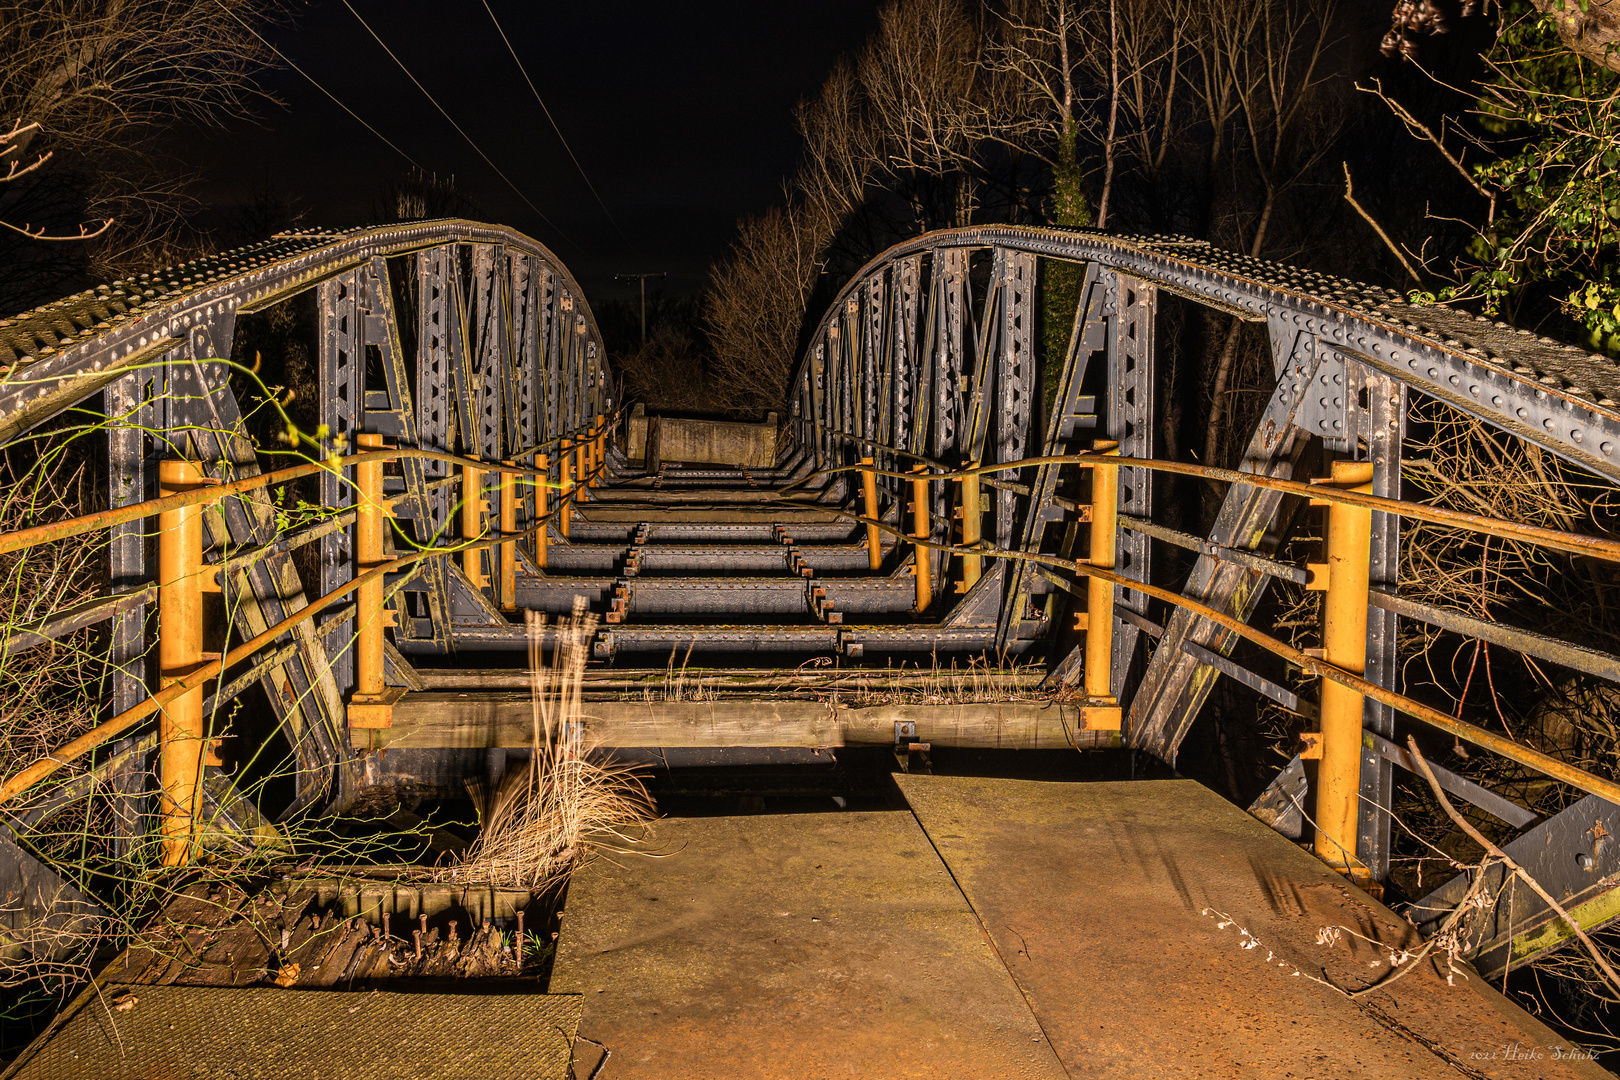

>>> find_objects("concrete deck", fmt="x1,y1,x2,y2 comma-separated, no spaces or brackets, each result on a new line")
898,775,1609,1079
551,809,1067,1079
5,986,580,1080
553,779,1611,1079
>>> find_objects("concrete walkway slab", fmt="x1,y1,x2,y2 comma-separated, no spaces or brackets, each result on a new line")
897,775,1611,1080
551,810,1066,1079
4,985,580,1080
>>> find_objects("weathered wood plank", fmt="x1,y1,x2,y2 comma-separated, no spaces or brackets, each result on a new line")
376,694,1117,750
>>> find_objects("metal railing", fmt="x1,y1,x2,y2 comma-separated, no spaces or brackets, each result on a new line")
0,416,613,866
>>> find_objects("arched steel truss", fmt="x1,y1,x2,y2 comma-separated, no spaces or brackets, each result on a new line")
785,225,1620,880
0,220,611,812
7,220,1620,891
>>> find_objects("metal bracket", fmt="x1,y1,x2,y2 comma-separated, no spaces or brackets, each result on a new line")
893,721,931,773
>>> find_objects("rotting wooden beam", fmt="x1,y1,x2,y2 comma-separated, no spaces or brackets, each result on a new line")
374,694,1116,751
414,667,1049,692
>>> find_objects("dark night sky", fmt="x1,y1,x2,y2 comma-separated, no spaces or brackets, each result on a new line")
174,1,881,304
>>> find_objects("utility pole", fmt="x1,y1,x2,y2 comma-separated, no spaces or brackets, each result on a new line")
615,272,666,345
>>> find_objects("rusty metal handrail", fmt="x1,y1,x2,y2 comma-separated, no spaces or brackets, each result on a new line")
0,423,612,560
0,413,618,805
830,505,1620,810
0,517,568,807
797,448,1620,565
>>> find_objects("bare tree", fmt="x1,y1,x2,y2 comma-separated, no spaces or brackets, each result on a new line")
705,200,838,412
858,0,988,230
1199,0,1346,468
793,58,877,232
0,1,282,304
986,0,1192,228
984,0,1093,225
1114,0,1192,190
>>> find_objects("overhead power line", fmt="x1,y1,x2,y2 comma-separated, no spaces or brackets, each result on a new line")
216,2,424,172
480,0,629,244
339,0,578,251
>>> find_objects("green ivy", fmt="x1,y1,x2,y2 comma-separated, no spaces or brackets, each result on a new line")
1418,1,1620,352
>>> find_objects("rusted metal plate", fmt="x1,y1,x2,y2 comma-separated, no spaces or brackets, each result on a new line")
551,810,1066,1079
5,985,581,1079
897,775,1611,1079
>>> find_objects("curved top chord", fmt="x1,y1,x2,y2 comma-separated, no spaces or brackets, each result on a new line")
792,225,1620,481
0,218,607,444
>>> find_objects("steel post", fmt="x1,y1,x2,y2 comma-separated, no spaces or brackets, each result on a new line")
591,413,605,487
349,433,402,730
573,433,589,503
911,464,931,614
535,453,550,568
1085,444,1120,705
958,473,982,592
157,460,206,867
560,439,575,538
861,457,882,570
500,460,517,612
460,463,486,589
1311,460,1375,880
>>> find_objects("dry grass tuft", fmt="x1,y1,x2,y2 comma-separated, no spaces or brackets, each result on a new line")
441,601,656,890
847,655,1046,707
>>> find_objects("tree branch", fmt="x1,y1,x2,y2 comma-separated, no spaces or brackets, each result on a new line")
1406,735,1620,998
1342,162,1421,285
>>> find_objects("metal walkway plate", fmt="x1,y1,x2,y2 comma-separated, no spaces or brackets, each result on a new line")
897,775,1609,1079
551,810,1066,1079
5,985,582,1080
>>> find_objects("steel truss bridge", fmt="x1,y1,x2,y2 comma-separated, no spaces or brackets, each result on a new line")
5,219,1620,1003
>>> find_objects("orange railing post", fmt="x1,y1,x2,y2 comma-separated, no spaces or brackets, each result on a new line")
591,413,605,488
911,463,931,614
574,431,590,503
460,461,486,589
861,457,882,570
1081,442,1122,731
157,460,208,866
500,460,518,612
535,453,550,569
348,433,403,732
957,470,982,593
560,439,575,539
1309,460,1376,884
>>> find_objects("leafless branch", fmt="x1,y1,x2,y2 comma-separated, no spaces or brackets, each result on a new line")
0,216,114,241
1407,735,1620,998
1342,161,1421,284
1357,77,1496,223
